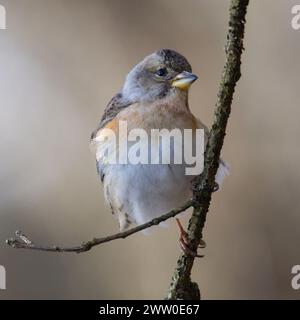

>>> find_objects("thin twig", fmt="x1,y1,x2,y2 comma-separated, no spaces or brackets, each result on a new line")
6,200,193,253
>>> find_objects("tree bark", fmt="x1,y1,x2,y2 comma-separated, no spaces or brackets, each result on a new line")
167,0,250,300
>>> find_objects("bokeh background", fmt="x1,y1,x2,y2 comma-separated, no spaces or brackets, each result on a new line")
1,0,300,299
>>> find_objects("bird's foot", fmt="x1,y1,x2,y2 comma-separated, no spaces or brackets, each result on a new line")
176,218,206,258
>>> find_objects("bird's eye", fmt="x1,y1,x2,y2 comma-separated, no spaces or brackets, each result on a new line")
156,67,168,77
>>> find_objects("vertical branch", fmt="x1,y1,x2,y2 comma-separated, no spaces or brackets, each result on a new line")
167,0,249,300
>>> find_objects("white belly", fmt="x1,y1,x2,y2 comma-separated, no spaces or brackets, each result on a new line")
104,163,193,226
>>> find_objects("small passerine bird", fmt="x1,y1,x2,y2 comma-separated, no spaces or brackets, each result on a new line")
91,49,229,235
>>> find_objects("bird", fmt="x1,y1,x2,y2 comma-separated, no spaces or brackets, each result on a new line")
90,49,229,253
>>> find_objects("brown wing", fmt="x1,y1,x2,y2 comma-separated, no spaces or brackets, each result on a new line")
90,92,131,140
90,92,132,182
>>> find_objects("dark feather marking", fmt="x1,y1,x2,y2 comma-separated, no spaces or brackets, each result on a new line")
91,92,132,183
90,92,131,140
157,49,192,73
96,161,105,182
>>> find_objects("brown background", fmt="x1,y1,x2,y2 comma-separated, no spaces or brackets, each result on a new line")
0,0,300,299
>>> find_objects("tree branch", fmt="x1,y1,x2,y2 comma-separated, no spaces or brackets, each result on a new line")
166,0,249,300
6,200,193,253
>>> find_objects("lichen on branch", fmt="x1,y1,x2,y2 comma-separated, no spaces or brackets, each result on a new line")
167,0,249,300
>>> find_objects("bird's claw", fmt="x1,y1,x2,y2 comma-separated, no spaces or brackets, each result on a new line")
176,218,205,258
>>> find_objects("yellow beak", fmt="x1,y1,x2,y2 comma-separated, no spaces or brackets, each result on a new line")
171,71,198,90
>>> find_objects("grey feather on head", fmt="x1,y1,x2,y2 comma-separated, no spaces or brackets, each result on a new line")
122,49,192,103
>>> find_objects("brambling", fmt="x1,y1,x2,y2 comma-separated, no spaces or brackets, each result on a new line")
91,49,229,242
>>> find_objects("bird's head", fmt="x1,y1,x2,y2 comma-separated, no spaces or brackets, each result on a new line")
122,49,198,103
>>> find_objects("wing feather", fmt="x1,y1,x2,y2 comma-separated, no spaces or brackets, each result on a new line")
90,92,132,183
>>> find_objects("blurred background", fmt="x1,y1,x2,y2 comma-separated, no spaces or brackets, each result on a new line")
0,0,300,299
